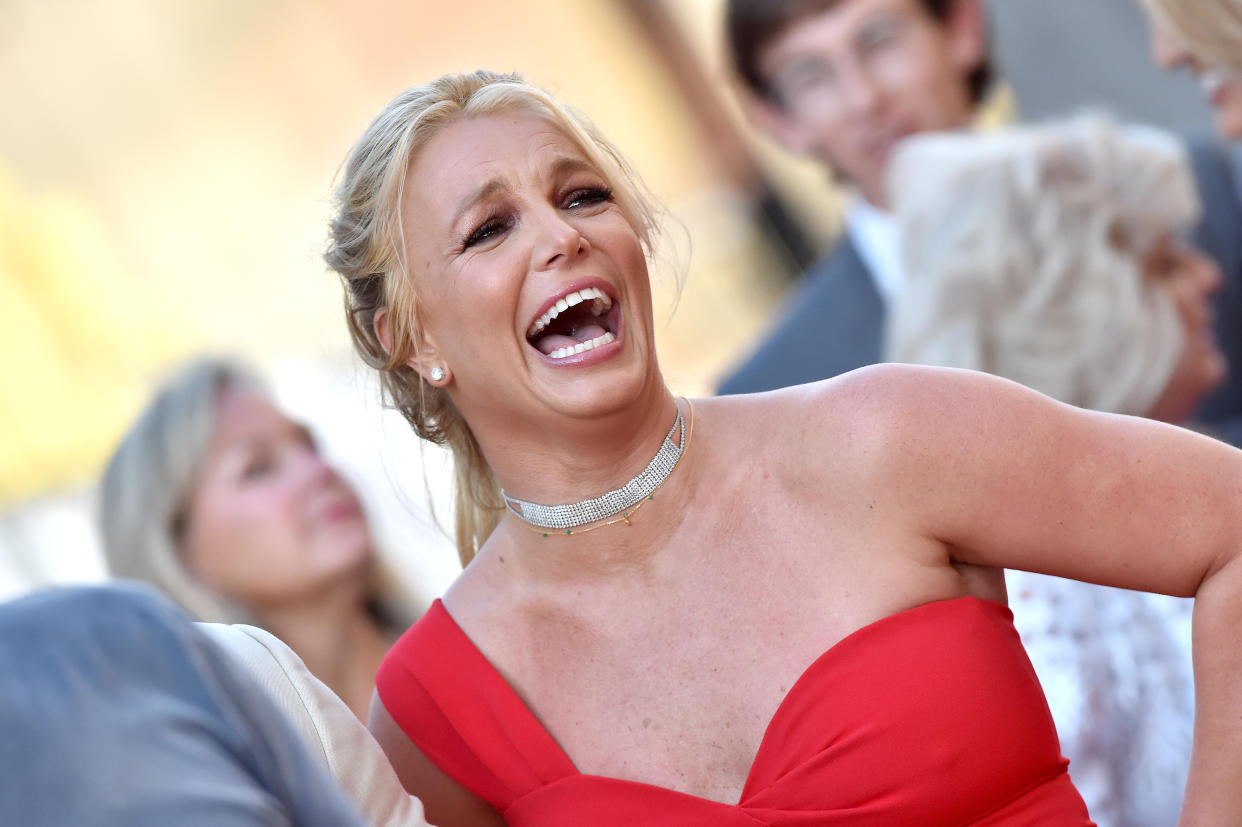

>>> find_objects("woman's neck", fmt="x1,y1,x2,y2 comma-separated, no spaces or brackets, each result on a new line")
481,387,681,508
471,393,707,585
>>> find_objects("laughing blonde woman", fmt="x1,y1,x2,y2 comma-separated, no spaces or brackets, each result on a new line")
324,70,1242,827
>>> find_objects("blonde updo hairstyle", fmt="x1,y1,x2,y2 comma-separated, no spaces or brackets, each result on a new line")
1142,0,1242,72
325,70,659,566
887,115,1200,416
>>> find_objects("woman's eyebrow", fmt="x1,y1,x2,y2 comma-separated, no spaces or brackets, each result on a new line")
549,156,597,179
451,178,509,227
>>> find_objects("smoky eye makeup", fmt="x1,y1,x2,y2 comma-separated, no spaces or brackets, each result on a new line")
459,185,612,251
461,213,513,250
562,184,614,210
239,449,276,481
456,189,521,251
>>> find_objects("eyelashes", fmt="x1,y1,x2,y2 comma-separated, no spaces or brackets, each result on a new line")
565,186,613,210
463,216,512,249
460,186,615,251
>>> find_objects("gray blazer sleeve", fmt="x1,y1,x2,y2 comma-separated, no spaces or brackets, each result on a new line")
0,584,367,827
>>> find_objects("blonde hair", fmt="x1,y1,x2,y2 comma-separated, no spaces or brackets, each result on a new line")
1143,0,1242,72
324,70,659,566
887,115,1200,416
99,358,409,629
100,359,259,622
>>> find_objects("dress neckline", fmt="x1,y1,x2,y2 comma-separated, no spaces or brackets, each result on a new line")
428,594,1010,809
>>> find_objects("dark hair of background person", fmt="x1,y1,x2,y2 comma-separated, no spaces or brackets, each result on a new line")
726,0,994,104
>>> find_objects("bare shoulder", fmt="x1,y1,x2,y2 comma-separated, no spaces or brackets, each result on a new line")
702,367,887,435
368,692,506,827
810,362,1026,424
806,363,1081,452
709,361,975,420
705,363,1000,460
440,533,525,624
706,365,1091,502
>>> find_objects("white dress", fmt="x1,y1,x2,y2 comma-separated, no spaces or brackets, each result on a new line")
1006,571,1195,827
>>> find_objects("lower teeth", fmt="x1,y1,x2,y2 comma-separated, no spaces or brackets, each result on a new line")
548,331,616,360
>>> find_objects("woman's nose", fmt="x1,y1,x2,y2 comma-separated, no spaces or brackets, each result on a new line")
533,209,588,270
295,447,340,489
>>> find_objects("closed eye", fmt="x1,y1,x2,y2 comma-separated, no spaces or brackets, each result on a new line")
241,453,275,481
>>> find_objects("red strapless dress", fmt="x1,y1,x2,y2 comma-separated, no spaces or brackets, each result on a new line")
377,596,1094,826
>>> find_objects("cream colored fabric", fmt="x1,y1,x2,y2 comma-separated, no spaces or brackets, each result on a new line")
197,622,432,827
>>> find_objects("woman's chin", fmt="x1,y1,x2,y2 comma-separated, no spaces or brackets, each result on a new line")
543,372,660,424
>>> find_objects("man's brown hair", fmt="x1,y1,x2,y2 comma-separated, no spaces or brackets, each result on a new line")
726,0,993,105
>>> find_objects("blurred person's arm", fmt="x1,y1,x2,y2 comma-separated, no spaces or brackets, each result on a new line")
0,584,367,827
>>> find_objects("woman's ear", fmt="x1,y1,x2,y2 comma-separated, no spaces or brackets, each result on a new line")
373,307,451,386
373,306,395,357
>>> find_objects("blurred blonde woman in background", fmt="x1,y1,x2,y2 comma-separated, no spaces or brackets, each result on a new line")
1140,0,1242,137
885,115,1224,826
99,358,413,720
1138,0,1242,450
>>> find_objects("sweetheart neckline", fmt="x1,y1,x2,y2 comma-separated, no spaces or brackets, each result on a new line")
430,594,1010,809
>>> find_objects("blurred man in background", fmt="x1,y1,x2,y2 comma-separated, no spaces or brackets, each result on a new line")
716,0,1242,446
717,0,990,394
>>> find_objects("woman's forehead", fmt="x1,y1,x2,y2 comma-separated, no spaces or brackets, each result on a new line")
210,389,301,451
409,112,597,192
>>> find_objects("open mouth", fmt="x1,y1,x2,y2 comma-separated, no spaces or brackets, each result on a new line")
525,286,621,360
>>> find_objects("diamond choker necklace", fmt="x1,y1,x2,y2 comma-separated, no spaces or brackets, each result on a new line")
502,402,690,534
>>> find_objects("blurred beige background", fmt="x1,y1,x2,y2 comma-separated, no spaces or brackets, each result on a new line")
2,0,1193,602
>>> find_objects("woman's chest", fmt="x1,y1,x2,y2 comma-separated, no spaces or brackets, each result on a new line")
516,609,822,803
487,569,928,804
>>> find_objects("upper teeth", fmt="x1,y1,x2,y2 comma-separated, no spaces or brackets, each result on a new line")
527,287,613,337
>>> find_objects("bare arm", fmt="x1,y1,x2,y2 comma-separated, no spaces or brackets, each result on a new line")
367,692,506,827
856,364,1242,825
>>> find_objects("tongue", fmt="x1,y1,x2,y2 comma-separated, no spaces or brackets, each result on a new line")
534,322,607,355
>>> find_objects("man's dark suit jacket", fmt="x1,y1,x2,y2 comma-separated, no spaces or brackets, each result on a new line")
718,138,1242,447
